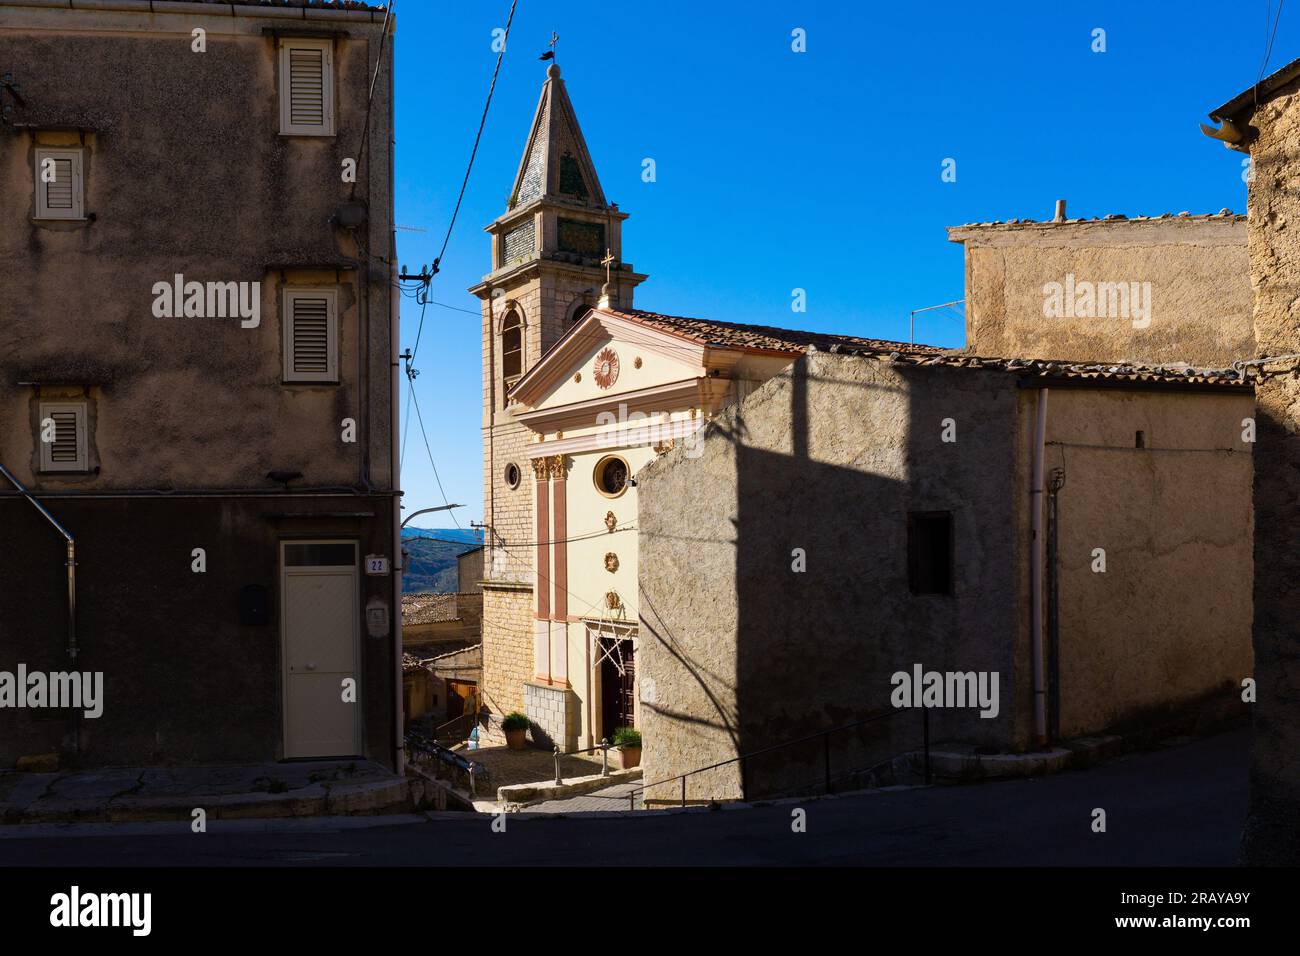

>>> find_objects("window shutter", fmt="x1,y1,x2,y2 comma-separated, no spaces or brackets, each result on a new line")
280,39,334,136
44,158,74,210
283,289,338,383
39,402,87,472
34,149,84,220
49,411,79,464
289,48,325,128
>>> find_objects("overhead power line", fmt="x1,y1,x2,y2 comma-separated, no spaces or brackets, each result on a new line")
410,0,519,365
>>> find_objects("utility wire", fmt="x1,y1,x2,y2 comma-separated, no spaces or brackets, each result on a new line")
408,375,462,530
350,0,396,202
411,0,519,364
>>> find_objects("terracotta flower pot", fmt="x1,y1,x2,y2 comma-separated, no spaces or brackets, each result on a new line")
616,746,641,770
505,728,527,750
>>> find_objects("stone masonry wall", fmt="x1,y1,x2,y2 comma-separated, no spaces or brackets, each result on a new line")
1239,82,1300,864
479,586,533,742
524,681,579,751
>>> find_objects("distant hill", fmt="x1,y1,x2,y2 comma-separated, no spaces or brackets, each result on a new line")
403,526,483,545
400,528,483,594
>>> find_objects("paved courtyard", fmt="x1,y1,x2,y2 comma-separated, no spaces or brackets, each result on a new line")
525,782,643,813
467,745,607,790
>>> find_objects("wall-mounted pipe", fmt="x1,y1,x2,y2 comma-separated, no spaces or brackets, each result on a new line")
1029,390,1049,747
0,462,76,661
0,461,79,755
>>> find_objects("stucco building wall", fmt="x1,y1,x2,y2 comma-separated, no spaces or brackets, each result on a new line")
0,3,398,768
1042,388,1254,737
949,217,1253,366
1234,79,1300,863
637,352,1021,802
638,351,1255,801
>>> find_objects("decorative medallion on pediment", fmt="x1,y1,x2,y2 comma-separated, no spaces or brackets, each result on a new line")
604,510,618,533
653,439,676,457
604,552,619,573
593,347,620,389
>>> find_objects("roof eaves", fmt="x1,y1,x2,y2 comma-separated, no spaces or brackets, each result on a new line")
1210,56,1300,122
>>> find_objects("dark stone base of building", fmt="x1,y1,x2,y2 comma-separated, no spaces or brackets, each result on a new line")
0,493,398,770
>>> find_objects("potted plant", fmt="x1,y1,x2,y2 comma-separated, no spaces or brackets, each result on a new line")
502,712,530,751
613,726,642,770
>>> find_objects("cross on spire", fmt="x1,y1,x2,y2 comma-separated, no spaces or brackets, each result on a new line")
599,248,616,309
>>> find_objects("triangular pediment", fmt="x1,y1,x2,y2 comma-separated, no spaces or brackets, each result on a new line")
509,66,607,209
510,309,712,413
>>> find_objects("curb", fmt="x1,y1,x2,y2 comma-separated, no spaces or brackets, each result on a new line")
4,777,416,825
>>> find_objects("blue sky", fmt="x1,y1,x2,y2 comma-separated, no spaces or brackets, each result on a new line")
393,0,1275,527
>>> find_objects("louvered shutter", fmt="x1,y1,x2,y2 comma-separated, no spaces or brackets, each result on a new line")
289,48,325,127
280,40,334,136
39,402,87,472
34,149,84,220
49,411,79,463
45,158,74,210
283,289,338,382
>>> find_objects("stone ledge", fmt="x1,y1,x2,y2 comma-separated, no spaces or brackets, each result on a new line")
919,734,1122,781
498,767,642,808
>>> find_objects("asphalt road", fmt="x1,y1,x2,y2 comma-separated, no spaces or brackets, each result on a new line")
0,728,1249,866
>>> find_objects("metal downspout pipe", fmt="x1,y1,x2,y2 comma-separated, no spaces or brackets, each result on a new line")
0,461,79,754
1030,389,1049,747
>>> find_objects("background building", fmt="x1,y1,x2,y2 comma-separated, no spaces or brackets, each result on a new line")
0,0,400,769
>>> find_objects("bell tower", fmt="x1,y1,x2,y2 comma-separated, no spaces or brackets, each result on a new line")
469,63,646,727
472,63,646,380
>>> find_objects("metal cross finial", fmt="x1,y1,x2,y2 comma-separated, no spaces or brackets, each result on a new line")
549,31,559,55
601,248,615,285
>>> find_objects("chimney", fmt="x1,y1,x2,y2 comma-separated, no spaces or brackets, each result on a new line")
1053,199,1067,222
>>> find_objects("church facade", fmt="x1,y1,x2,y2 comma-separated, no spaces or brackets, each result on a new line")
470,64,930,749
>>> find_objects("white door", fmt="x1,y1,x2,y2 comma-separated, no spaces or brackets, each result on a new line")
281,541,361,758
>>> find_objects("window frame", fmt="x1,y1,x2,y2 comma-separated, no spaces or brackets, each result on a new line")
282,287,340,384
33,147,85,221
593,455,631,499
907,510,955,596
38,401,88,473
501,309,523,407
278,37,336,137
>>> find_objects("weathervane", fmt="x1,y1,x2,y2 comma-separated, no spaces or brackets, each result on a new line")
540,31,559,64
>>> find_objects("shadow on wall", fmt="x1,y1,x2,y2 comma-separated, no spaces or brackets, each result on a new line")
638,353,1020,802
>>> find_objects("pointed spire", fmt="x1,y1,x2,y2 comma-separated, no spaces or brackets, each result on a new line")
508,63,607,210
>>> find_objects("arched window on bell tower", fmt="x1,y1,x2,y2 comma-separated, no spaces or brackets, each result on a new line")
501,308,523,408
568,299,593,328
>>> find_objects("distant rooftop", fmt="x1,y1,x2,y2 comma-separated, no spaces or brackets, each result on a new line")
402,593,459,626
951,209,1244,231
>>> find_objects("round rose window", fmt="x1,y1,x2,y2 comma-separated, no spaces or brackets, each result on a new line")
594,347,620,389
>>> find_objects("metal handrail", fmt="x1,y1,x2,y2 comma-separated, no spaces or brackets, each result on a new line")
627,706,931,808
405,730,487,797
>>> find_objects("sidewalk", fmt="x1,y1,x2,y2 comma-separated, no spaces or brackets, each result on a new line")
0,760,416,825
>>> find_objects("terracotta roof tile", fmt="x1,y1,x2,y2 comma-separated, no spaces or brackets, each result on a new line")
401,593,459,626
873,351,1255,387
151,0,390,12
602,308,945,356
